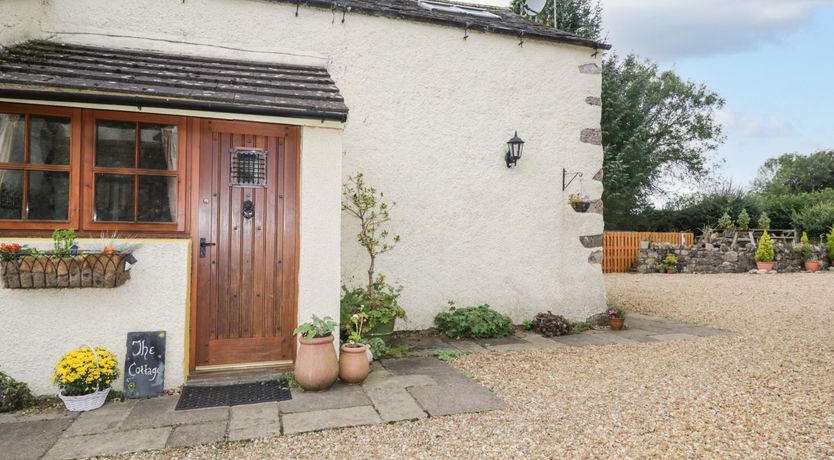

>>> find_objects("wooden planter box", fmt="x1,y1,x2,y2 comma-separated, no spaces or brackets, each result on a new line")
1,253,133,289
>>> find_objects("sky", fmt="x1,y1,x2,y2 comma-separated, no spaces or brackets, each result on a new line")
462,0,834,189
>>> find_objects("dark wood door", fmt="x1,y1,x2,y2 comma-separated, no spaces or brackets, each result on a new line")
194,120,299,369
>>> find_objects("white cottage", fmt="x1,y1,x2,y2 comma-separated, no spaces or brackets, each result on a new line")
0,0,608,395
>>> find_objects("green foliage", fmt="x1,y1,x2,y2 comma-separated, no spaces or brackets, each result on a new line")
522,319,534,331
795,232,814,261
792,202,834,236
52,229,76,256
346,308,368,345
717,212,733,230
828,225,834,262
340,277,406,337
532,311,572,337
571,321,592,333
759,189,834,229
737,209,751,231
758,212,771,231
606,306,626,319
755,231,775,263
432,349,470,362
278,372,299,389
434,304,513,339
294,315,337,340
0,370,34,413
753,151,834,195
364,337,389,360
602,54,725,229
510,0,603,40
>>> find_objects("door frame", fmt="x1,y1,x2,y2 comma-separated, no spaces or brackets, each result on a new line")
187,117,301,374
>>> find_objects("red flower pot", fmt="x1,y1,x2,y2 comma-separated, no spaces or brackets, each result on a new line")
608,317,624,331
805,260,820,273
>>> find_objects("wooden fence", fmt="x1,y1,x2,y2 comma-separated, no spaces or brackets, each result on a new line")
603,231,694,273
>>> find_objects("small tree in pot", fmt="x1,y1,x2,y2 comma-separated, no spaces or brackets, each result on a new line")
294,316,339,391
755,230,775,272
795,232,820,273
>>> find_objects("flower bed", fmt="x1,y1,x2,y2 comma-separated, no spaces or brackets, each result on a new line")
1,253,133,289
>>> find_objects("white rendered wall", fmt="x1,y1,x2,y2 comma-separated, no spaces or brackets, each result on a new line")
0,240,189,395
6,0,606,329
0,0,41,45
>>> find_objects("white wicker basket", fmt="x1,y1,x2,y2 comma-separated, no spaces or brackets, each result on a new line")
58,345,110,412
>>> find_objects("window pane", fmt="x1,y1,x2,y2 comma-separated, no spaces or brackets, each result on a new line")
0,113,25,164
29,116,71,165
138,175,176,222
95,174,134,222
96,121,135,168
0,169,23,219
139,124,177,170
27,171,69,220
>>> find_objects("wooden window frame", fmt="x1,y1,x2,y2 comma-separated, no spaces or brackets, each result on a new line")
82,110,188,233
0,103,82,230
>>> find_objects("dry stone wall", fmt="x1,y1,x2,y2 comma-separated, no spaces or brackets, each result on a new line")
636,242,829,274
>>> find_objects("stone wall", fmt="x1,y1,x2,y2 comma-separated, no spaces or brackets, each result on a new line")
636,242,829,274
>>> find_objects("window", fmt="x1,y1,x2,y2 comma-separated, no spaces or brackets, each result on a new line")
0,105,80,229
84,112,186,231
230,148,268,187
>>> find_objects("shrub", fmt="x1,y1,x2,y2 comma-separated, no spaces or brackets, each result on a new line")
737,209,751,231
53,346,119,397
532,311,572,337
0,371,34,413
717,212,734,230
792,202,834,236
795,232,814,261
365,337,389,360
758,212,771,231
755,231,775,263
828,224,834,262
340,277,406,337
434,304,513,339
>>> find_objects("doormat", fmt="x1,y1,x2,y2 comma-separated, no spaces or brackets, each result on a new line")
175,380,291,411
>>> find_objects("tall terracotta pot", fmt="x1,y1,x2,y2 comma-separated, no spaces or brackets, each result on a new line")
294,335,339,391
339,344,370,384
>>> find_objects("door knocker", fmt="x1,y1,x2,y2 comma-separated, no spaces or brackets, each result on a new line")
242,200,255,220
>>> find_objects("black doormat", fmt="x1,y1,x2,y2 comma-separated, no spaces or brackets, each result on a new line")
175,380,292,411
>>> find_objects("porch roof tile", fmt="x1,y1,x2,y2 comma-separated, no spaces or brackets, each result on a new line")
0,41,349,122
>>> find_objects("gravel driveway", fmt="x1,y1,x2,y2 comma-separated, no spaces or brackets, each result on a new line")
116,273,834,459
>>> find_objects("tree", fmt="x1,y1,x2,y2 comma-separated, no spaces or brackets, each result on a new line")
752,151,834,195
602,54,725,229
510,0,603,40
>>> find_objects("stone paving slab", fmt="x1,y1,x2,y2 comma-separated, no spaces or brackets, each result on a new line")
120,396,229,430
282,406,382,435
477,335,527,347
44,427,172,460
0,416,74,460
62,400,135,437
228,402,281,441
279,383,371,414
382,357,474,385
445,338,489,354
408,382,507,417
167,421,227,448
366,387,427,422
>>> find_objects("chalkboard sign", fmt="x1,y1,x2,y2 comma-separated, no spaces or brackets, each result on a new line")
124,331,166,398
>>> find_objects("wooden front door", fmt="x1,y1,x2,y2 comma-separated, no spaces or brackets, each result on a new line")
194,119,299,369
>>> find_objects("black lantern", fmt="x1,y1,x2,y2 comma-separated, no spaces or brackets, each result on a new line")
505,131,525,168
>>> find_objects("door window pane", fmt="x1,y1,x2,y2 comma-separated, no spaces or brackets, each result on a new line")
29,116,71,165
139,124,177,170
95,174,134,222
96,121,135,168
0,113,25,164
0,169,23,219
138,175,176,222
27,171,70,220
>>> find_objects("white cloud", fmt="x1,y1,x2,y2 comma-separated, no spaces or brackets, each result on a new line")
601,0,832,60
715,107,797,139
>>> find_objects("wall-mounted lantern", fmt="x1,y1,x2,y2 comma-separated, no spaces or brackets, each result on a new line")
505,131,525,168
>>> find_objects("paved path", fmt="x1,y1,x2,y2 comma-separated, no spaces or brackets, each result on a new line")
0,314,728,459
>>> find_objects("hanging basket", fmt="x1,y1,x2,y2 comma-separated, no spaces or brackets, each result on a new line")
57,345,110,412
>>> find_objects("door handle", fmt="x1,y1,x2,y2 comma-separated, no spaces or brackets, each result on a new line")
199,238,216,257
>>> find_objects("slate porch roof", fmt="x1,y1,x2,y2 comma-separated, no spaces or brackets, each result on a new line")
0,41,349,122
271,0,610,50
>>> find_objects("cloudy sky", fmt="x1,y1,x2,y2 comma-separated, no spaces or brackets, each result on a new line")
463,0,834,187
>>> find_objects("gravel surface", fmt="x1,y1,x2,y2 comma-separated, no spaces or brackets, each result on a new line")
112,273,834,459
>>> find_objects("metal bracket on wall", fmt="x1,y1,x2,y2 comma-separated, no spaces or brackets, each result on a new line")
562,168,583,191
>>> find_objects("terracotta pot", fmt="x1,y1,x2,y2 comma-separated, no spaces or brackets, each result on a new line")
805,260,820,273
756,261,774,271
608,317,625,331
339,343,370,384
294,335,339,391
666,269,678,274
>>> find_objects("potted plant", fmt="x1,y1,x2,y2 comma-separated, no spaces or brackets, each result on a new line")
53,345,119,412
718,212,734,235
755,230,775,271
758,212,771,231
607,306,626,331
341,173,407,342
568,193,591,212
662,253,679,274
737,209,751,232
339,310,370,384
294,315,339,391
795,231,820,272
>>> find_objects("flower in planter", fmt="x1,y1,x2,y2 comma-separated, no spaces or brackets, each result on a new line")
52,346,119,397
0,243,23,262
607,306,626,319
